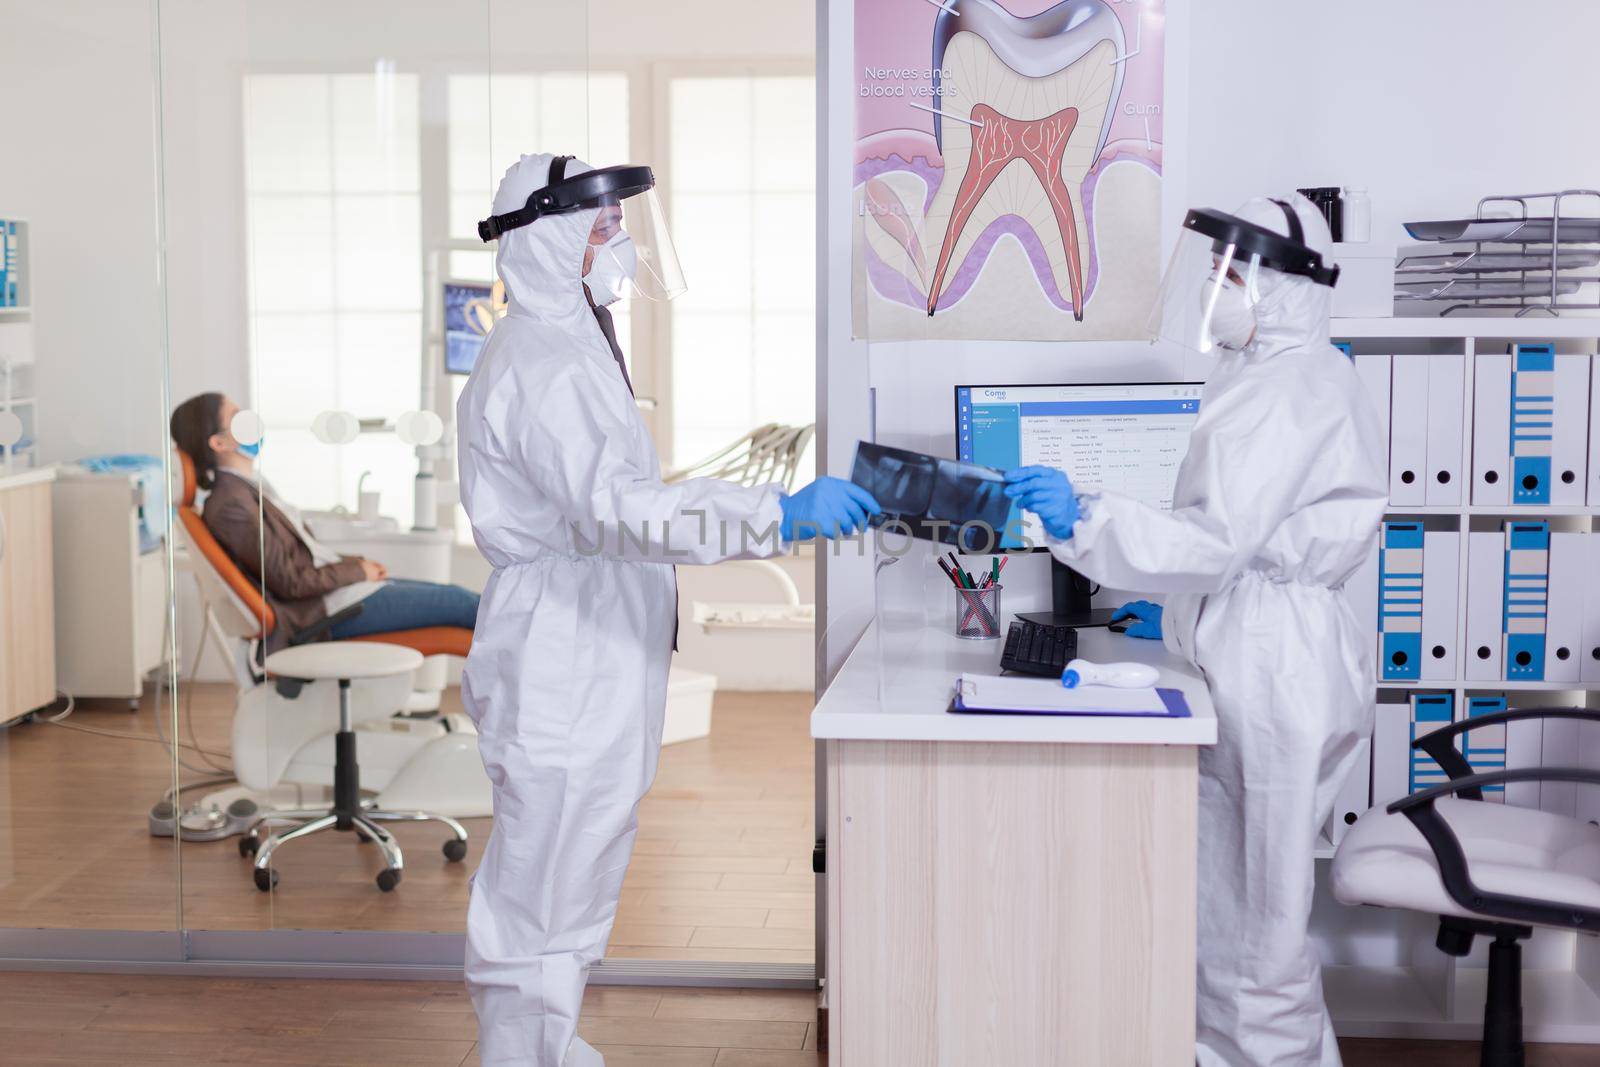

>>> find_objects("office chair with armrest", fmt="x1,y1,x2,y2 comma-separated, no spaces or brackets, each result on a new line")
1331,706,1600,1067
173,450,489,889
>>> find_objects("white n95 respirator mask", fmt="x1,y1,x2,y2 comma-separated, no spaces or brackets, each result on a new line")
1204,281,1258,351
585,232,639,307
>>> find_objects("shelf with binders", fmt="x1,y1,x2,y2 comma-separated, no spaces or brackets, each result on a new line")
1314,326,1600,1041
1371,520,1600,690
0,217,28,313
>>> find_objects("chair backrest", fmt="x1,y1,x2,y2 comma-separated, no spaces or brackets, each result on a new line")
175,448,275,642
665,423,816,492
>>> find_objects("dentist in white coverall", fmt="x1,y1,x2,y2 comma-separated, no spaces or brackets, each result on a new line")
1006,194,1388,1066
456,153,877,1066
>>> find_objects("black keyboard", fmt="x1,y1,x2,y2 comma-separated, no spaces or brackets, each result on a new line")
999,620,1079,677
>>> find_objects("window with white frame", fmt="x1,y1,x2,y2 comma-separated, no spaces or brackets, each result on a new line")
445,71,630,345
446,72,631,253
445,71,632,365
242,72,422,517
667,74,815,469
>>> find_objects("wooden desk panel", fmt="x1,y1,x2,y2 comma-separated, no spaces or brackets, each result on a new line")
827,738,1197,1066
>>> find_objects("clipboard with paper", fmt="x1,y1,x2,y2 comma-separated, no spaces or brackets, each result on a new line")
950,673,1192,718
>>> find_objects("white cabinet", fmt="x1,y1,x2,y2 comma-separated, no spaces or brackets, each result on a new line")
0,470,56,723
52,469,168,701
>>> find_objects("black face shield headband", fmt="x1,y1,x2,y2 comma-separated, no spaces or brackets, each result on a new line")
477,157,656,243
1183,201,1341,288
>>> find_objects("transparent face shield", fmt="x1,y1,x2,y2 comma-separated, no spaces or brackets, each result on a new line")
584,187,687,303
1149,202,1341,354
1148,233,1264,356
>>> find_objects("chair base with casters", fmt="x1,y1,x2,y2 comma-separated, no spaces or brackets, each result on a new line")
242,642,470,893
225,668,491,820
1332,706,1600,1067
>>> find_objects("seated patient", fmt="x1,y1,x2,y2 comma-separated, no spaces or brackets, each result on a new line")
171,392,479,651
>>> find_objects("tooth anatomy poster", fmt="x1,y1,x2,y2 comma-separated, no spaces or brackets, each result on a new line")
854,0,1164,342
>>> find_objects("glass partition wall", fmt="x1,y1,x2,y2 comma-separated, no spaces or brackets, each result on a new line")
161,0,585,944
0,0,183,945
0,0,817,984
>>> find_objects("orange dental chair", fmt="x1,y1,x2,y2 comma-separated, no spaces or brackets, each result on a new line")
171,451,491,889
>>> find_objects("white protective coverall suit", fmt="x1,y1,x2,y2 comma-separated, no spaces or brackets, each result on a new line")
1049,195,1388,1066
456,153,785,1066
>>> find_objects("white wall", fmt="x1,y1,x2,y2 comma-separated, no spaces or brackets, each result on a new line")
0,2,168,464
1184,0,1600,244
817,0,1600,682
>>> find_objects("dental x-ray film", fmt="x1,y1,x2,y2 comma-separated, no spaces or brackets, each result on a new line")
851,441,1013,550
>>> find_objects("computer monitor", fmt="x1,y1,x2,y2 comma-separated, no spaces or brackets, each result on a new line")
444,279,498,376
955,381,1203,626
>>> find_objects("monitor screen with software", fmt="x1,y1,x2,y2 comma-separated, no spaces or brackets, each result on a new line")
955,382,1203,550
444,280,496,376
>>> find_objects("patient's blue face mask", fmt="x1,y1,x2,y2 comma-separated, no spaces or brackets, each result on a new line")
236,438,261,458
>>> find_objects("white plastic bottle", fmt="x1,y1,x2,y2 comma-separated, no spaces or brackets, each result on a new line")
1061,659,1160,690
1342,187,1371,243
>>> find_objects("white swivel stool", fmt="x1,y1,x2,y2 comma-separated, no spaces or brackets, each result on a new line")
243,642,470,893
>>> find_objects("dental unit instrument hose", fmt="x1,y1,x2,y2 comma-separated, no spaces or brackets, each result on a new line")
1061,659,1159,690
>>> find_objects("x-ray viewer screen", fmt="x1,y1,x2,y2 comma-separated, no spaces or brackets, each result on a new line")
956,383,1202,547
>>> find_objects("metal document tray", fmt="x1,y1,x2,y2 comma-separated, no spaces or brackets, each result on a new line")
1395,250,1600,275
1395,278,1582,301
1403,218,1600,244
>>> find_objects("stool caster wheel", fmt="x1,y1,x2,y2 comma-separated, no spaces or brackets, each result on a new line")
377,868,402,893
239,835,259,858
443,839,468,863
254,867,279,892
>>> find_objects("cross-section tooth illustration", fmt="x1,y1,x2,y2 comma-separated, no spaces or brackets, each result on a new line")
925,0,1124,319
852,0,1162,340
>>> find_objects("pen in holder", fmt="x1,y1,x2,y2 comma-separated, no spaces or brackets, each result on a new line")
952,583,1002,640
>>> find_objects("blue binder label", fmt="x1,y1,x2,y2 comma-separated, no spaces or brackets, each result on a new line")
0,218,10,309
1504,521,1549,680
1464,696,1508,799
1409,692,1454,794
1510,344,1554,505
1379,521,1424,681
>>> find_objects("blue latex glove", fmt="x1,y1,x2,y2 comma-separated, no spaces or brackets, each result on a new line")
1002,466,1081,541
1111,600,1163,640
780,477,882,542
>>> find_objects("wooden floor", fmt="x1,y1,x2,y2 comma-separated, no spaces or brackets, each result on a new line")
0,685,816,963
2,971,1597,1066
0,971,821,1066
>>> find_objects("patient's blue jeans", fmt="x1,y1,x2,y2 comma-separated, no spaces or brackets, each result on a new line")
327,579,480,638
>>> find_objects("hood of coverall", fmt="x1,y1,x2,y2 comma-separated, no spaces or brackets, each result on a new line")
1230,193,1335,360
490,152,601,324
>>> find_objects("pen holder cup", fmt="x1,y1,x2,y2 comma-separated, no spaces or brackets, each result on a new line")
952,584,1002,640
